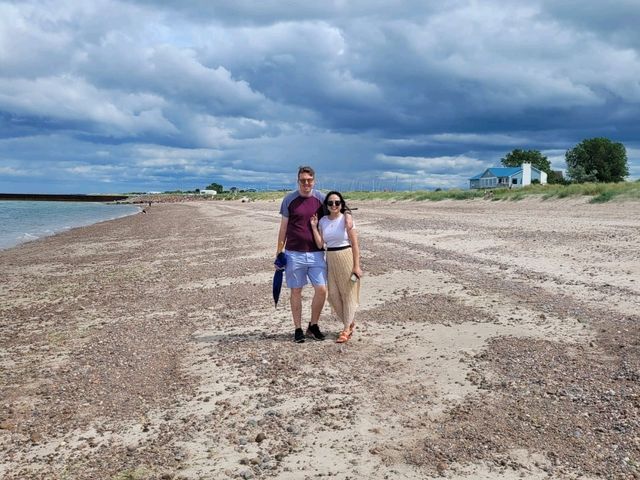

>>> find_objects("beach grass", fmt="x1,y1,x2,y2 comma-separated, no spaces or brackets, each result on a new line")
212,180,640,203
134,180,640,204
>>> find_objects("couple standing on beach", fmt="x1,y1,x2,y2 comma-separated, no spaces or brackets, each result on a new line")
276,166,363,343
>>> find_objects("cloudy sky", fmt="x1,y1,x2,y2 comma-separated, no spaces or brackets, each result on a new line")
1,0,639,193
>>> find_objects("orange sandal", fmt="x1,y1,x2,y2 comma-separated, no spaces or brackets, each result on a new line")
336,330,350,343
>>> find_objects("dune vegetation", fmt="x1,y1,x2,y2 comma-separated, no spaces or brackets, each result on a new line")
215,180,640,204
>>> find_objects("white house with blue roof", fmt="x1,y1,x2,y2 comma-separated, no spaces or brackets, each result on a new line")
469,163,547,189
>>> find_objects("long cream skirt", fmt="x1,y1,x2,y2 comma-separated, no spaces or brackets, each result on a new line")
326,248,360,329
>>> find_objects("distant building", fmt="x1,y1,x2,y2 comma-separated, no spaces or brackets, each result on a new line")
469,163,547,189
200,189,218,195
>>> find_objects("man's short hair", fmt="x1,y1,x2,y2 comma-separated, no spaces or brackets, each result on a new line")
298,166,315,178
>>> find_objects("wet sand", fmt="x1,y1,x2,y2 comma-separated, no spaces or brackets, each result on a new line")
1,198,639,479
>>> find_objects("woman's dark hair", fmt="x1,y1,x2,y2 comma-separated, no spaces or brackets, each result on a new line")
324,190,351,215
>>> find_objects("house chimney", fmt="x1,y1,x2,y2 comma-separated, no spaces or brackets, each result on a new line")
522,162,532,185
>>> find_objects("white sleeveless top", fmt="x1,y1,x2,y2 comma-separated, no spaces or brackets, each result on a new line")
319,214,353,248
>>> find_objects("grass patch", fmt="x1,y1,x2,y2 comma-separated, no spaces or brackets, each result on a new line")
508,192,526,201
176,181,640,203
589,191,616,203
532,182,639,202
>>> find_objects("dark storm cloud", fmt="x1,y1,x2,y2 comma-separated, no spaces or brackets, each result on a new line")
540,0,640,47
127,0,441,25
0,0,638,193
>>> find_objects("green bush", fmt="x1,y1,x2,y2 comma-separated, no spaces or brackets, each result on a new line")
590,191,616,203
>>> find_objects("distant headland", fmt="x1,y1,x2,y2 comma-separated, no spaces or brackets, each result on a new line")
0,193,129,202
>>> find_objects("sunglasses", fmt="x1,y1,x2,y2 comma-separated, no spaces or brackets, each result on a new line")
326,200,342,207
298,178,314,184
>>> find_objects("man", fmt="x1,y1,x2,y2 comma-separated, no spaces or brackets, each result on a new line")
276,166,327,343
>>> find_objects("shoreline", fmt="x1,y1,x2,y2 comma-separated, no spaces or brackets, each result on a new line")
1,198,639,479
0,201,142,252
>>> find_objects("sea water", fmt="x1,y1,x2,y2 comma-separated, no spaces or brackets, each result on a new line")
0,201,140,251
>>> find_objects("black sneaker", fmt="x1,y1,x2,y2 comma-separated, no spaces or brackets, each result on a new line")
294,328,305,343
306,323,326,341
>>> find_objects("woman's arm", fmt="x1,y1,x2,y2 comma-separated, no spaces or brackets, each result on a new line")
346,213,362,278
310,214,324,249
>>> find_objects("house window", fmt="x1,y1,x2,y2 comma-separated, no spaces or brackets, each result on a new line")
512,178,517,184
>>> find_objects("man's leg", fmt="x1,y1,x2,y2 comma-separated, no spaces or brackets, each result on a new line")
290,287,303,329
308,252,328,326
285,251,305,332
305,284,327,341
310,284,327,325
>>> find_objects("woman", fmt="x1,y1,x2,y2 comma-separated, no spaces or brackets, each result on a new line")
310,191,363,343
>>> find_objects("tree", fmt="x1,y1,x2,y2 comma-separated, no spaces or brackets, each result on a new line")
501,149,552,174
566,164,597,184
565,138,628,183
205,182,224,193
547,170,568,185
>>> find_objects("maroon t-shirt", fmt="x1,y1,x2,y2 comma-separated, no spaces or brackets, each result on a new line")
279,190,325,252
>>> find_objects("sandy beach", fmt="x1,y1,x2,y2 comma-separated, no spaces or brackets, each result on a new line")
1,197,639,479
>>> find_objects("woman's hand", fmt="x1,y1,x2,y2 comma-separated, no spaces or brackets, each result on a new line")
352,266,363,279
310,214,324,249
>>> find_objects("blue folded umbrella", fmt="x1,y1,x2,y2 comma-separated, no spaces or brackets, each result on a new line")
273,252,287,307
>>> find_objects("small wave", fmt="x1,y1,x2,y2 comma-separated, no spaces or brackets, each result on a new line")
1,202,140,251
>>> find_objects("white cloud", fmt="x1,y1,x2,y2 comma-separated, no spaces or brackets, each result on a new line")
133,145,217,166
0,3,73,76
65,164,124,175
0,165,29,176
424,133,532,146
395,3,614,109
0,76,177,136
377,154,486,173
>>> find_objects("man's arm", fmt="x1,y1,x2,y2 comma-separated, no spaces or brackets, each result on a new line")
277,216,288,254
